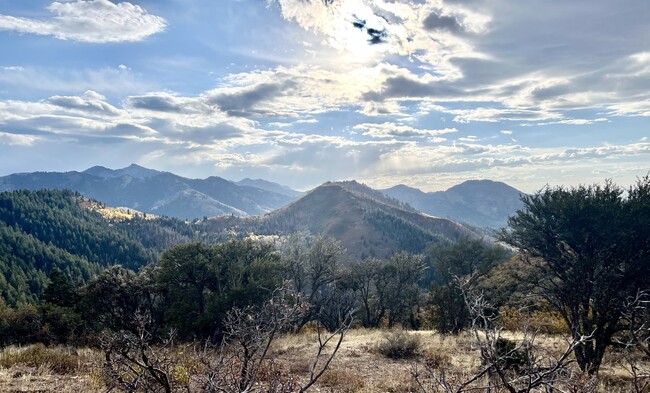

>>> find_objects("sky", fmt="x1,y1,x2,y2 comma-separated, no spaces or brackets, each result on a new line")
0,0,648,192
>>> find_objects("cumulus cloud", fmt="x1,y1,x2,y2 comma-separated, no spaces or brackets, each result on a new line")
209,81,295,117
47,90,122,116
269,0,489,68
202,64,398,117
0,89,277,150
261,0,650,126
126,94,185,113
0,0,166,43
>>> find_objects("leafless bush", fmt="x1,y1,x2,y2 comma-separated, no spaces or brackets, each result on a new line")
198,285,308,392
199,284,353,392
615,290,650,393
102,284,353,393
413,275,589,393
101,314,180,393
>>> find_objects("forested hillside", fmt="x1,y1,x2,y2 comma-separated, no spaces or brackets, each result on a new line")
0,189,199,305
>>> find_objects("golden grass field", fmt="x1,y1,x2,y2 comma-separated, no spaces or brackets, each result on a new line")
0,329,646,392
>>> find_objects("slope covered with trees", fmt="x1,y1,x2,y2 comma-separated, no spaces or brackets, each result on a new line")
0,189,199,305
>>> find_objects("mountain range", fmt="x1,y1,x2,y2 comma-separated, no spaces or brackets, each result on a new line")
0,165,525,228
382,180,524,228
0,171,524,302
0,164,299,220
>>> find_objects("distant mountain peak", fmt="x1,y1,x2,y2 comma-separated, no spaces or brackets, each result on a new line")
383,179,525,229
446,179,522,196
329,180,416,212
1,166,296,219
118,164,162,179
205,179,477,259
83,163,161,179
236,178,302,198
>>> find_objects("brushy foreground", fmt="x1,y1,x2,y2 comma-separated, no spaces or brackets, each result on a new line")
0,329,646,392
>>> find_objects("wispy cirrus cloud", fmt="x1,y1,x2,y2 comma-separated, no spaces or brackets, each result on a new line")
0,0,166,43
354,122,457,140
0,131,39,146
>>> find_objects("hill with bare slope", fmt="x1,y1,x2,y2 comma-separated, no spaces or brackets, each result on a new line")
204,181,479,259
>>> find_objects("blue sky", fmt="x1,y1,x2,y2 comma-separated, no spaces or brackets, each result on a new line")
0,0,648,192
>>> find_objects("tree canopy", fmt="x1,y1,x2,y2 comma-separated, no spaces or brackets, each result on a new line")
501,177,650,373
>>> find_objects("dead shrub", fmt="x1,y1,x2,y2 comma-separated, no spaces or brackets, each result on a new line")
0,344,78,374
422,350,451,370
377,330,422,359
319,369,365,392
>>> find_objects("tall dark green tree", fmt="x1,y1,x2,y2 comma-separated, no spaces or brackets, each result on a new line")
500,177,650,374
157,240,284,339
427,238,510,334
41,268,77,308
81,265,145,332
382,252,428,328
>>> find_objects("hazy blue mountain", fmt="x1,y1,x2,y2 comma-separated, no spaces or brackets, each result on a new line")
0,165,295,219
236,178,303,198
84,163,162,179
204,181,479,259
382,180,524,228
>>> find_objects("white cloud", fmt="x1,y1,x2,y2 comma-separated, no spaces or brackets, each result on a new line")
47,90,122,116
0,131,39,146
354,122,457,139
531,118,610,126
0,0,166,43
204,63,400,117
0,65,154,96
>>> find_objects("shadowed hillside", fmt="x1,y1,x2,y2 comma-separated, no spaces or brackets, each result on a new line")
204,181,478,259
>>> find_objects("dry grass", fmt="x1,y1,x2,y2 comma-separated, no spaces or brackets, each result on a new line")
0,345,104,392
0,330,646,392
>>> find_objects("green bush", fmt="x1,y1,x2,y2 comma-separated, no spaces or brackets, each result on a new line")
495,337,531,372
